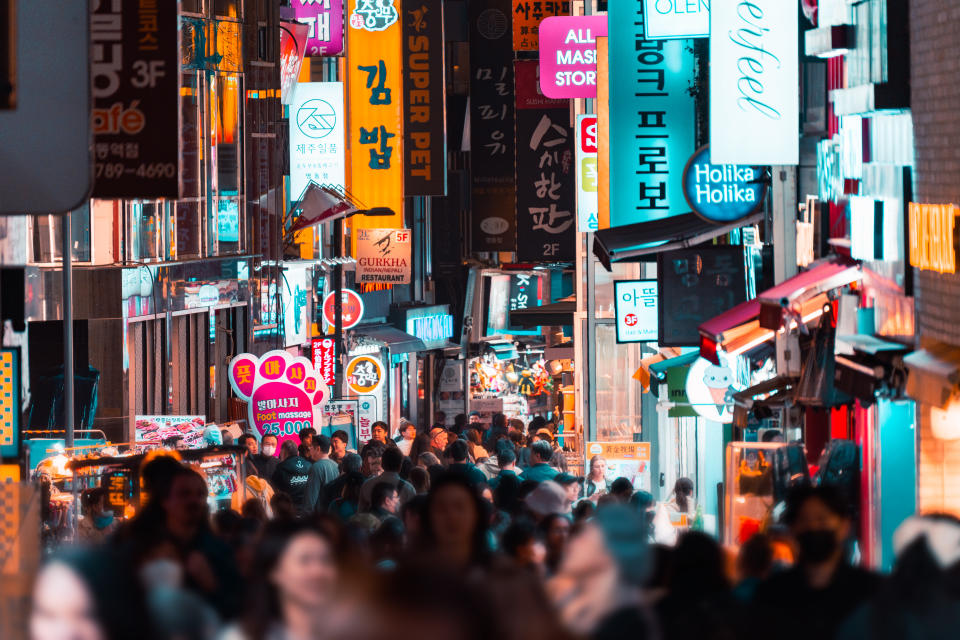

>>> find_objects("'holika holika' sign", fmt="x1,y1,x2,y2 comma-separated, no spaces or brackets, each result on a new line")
682,146,766,224
229,351,331,451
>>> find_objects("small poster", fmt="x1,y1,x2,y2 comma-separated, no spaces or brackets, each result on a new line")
135,415,207,447
585,441,652,493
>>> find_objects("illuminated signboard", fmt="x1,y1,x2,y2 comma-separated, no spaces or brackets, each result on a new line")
229,351,331,451
710,0,799,165
682,146,767,224
293,0,345,56
395,304,455,348
312,337,337,386
0,349,20,458
909,203,958,274
850,196,904,262
346,355,385,394
322,289,365,329
290,82,346,203
346,0,405,245
356,228,412,284
607,2,695,228
538,15,607,99
513,0,571,50
576,114,599,232
685,355,744,424
282,264,310,348
614,280,659,343
643,0,709,40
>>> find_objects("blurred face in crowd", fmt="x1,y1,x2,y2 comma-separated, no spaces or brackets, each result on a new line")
364,455,383,478
469,414,481,424
31,562,105,640
271,532,338,610
163,473,208,531
791,497,849,566
564,482,581,505
261,435,278,457
590,458,606,480
332,436,347,458
372,424,389,444
383,489,400,514
430,484,478,550
546,516,572,553
244,436,258,456
402,424,417,440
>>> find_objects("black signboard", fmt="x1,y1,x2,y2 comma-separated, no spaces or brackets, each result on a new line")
514,60,575,262
658,246,747,347
402,0,447,196
469,0,516,253
91,0,179,199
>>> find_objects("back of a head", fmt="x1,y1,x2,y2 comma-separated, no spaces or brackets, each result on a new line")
341,452,363,474
502,517,539,556
315,434,332,454
673,531,729,596
280,439,299,460
418,451,441,467
466,428,482,445
531,439,553,462
498,447,517,468
630,490,655,511
382,446,403,473
361,440,387,461
445,438,469,463
141,455,184,500
409,466,430,493
610,477,634,498
737,533,773,579
783,483,847,526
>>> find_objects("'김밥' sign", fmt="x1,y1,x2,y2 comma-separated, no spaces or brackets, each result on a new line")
228,350,330,453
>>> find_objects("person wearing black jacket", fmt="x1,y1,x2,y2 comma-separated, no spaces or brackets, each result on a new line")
250,433,279,482
270,440,312,516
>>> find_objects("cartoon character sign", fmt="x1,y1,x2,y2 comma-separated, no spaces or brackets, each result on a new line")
228,350,330,453
684,356,742,423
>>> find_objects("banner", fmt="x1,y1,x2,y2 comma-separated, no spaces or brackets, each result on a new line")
710,0,799,165
347,0,405,239
596,36,610,228
91,0,179,199
290,82,346,200
402,0,447,195
469,0,516,252
280,22,309,105
293,0,345,56
513,0,571,50
282,264,310,347
607,2,695,228
356,228,412,283
538,16,607,99
515,60,575,262
229,351,331,451
576,115,599,231
312,337,337,386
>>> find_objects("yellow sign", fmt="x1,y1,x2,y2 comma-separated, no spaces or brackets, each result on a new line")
586,441,651,461
596,36,610,230
347,0,405,248
909,202,958,274
0,349,18,456
346,355,385,394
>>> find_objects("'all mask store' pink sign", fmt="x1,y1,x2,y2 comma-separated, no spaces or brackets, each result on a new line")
538,16,607,99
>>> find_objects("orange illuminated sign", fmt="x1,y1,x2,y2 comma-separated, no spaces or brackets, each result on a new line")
596,36,610,229
346,0,405,248
909,202,958,274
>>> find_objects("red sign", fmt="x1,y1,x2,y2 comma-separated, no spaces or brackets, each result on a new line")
322,289,365,329
580,116,598,154
312,338,337,386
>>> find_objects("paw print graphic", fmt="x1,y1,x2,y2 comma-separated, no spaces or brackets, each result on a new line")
228,350,330,453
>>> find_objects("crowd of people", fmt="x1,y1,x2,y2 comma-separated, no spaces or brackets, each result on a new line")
29,413,960,640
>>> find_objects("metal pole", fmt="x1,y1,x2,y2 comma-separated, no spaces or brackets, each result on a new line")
333,217,343,394
62,211,74,449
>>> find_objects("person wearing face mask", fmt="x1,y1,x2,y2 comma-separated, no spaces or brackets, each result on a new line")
250,433,280,483
77,488,118,543
752,485,881,640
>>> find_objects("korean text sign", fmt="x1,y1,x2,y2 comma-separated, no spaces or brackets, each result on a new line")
356,228,412,284
513,0,571,50
538,16,607,99
312,338,337,386
347,0,405,238
293,0,345,56
710,0,799,165
586,442,652,492
91,0,179,199
470,0,517,252
290,82,346,200
614,280,659,343
402,0,447,195
228,351,331,452
576,115,599,231
515,60,576,262
507,273,544,335
606,1,695,228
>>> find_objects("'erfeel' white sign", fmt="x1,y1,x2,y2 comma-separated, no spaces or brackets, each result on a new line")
709,0,798,165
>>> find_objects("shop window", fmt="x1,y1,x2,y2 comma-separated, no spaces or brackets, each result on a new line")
209,73,244,255
214,0,241,19
28,205,92,264
130,318,167,416
181,72,204,200
175,200,203,259
125,201,171,262
594,324,643,441
180,0,204,15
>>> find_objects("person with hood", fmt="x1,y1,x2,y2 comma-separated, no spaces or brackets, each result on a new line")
752,485,881,640
270,440,312,516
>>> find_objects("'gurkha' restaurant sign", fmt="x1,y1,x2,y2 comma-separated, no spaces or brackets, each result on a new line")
515,60,575,262
538,16,607,99
606,1,695,228
470,0,517,252
356,228,413,284
91,0,179,199
402,0,447,196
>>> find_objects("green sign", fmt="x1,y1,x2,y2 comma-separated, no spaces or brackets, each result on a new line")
667,365,697,418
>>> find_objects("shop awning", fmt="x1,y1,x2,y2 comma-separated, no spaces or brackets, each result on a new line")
647,350,700,397
486,341,519,360
904,347,960,408
508,298,576,328
731,375,798,430
699,257,862,362
354,325,426,354
592,212,764,271
836,333,910,356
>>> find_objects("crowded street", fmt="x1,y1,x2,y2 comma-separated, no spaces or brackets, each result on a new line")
3,0,960,638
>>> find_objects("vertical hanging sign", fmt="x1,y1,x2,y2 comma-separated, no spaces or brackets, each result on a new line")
512,0,571,51
402,0,447,196
470,0,517,253
91,0,179,199
347,0,405,240
293,0,345,56
710,0,799,165
290,82,346,201
607,1,695,228
514,60,576,262
575,114,598,232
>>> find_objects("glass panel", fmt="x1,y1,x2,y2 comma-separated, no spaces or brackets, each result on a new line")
214,0,241,19
29,206,92,263
215,197,242,253
213,74,242,196
181,72,203,199
128,202,163,261
595,323,643,441
594,260,642,318
175,200,202,258
180,0,203,14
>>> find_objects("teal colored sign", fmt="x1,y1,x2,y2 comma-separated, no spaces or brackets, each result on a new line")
607,1,696,229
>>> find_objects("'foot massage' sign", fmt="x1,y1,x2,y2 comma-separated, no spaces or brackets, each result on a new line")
228,351,331,451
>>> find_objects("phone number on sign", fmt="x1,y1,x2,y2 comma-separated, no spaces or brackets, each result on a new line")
95,163,176,179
